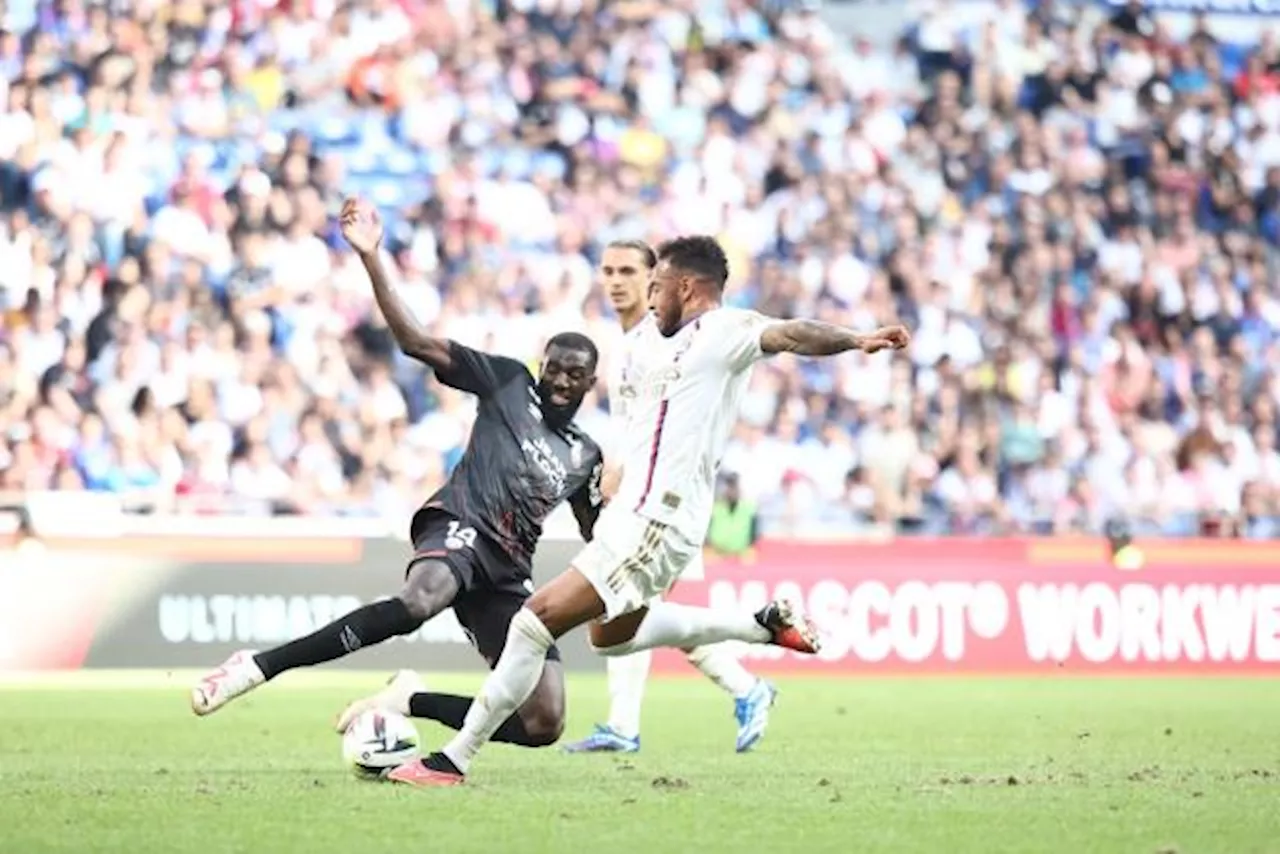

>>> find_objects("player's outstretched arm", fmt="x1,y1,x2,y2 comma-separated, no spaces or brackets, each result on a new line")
759,320,911,357
340,197,453,371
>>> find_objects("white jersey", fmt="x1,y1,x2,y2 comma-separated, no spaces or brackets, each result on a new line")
608,313,661,427
611,307,779,540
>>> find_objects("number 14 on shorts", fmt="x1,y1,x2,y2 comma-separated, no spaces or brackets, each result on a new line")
445,522,477,551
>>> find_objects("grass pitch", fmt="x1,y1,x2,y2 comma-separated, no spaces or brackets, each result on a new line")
1,671,1277,854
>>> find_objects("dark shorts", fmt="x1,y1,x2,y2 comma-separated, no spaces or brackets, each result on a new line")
407,507,561,666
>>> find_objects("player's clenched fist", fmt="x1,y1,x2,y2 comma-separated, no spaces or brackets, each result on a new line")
340,197,383,255
863,325,911,353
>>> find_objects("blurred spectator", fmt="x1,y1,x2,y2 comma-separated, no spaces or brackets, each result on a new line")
706,473,761,557
0,0,1277,540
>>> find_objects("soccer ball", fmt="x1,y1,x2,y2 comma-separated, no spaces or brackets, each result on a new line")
341,710,421,779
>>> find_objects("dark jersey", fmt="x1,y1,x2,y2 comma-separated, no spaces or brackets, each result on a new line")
420,341,604,573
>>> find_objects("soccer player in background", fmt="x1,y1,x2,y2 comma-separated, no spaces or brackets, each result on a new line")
191,198,605,751
562,239,777,755
388,235,910,787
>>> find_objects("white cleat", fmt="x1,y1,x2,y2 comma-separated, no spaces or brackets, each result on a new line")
191,650,266,716
334,669,425,734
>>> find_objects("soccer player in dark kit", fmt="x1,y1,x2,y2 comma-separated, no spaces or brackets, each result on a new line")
191,198,604,751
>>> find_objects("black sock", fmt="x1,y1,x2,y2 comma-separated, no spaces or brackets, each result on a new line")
408,692,543,747
253,598,422,680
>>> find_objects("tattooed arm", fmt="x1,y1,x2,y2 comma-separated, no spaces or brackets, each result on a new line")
759,320,912,357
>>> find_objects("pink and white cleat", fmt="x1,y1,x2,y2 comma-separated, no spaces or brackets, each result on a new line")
334,670,425,734
190,650,266,716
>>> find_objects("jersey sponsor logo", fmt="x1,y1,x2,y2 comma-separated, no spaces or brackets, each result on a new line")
445,521,478,551
521,436,569,494
621,366,681,403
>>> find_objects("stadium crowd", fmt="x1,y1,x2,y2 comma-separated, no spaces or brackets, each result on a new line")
1,0,1279,539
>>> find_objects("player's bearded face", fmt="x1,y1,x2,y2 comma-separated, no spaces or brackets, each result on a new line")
538,346,595,425
649,266,684,337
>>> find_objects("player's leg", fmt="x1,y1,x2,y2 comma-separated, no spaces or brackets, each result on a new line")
388,515,815,785
683,645,777,752
588,597,816,655
335,659,566,747
405,516,677,782
192,559,458,715
562,645,767,755
389,566,607,785
565,554,767,754
192,513,475,716
397,591,568,747
563,649,771,755
673,556,777,752
561,650,649,753
414,570,810,777
512,658,566,746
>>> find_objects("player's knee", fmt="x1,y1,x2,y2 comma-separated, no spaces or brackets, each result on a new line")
523,591,556,628
519,700,565,747
399,561,459,622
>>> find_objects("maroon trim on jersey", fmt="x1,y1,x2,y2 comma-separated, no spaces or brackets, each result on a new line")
634,399,669,512
633,318,700,513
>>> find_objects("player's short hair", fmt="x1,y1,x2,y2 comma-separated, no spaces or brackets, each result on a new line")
656,235,729,292
546,331,599,369
605,239,657,269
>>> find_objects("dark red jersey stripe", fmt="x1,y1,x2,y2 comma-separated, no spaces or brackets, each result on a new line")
634,399,670,512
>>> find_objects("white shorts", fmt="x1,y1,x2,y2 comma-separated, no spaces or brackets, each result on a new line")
572,507,701,621
679,550,705,582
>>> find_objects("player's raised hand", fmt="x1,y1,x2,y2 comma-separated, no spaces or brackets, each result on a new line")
340,197,383,255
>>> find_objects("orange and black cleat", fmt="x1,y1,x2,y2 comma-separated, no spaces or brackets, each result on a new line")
386,757,465,788
756,599,821,655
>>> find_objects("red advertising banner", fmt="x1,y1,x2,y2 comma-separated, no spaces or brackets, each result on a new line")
656,539,1280,674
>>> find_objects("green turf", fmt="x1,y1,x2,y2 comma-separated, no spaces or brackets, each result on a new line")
1,672,1277,854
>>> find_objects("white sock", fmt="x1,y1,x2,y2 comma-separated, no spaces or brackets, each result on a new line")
594,602,769,657
685,644,758,698
604,651,651,739
441,609,552,773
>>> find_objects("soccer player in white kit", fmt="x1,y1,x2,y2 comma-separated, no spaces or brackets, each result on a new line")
562,239,777,755
388,235,910,787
